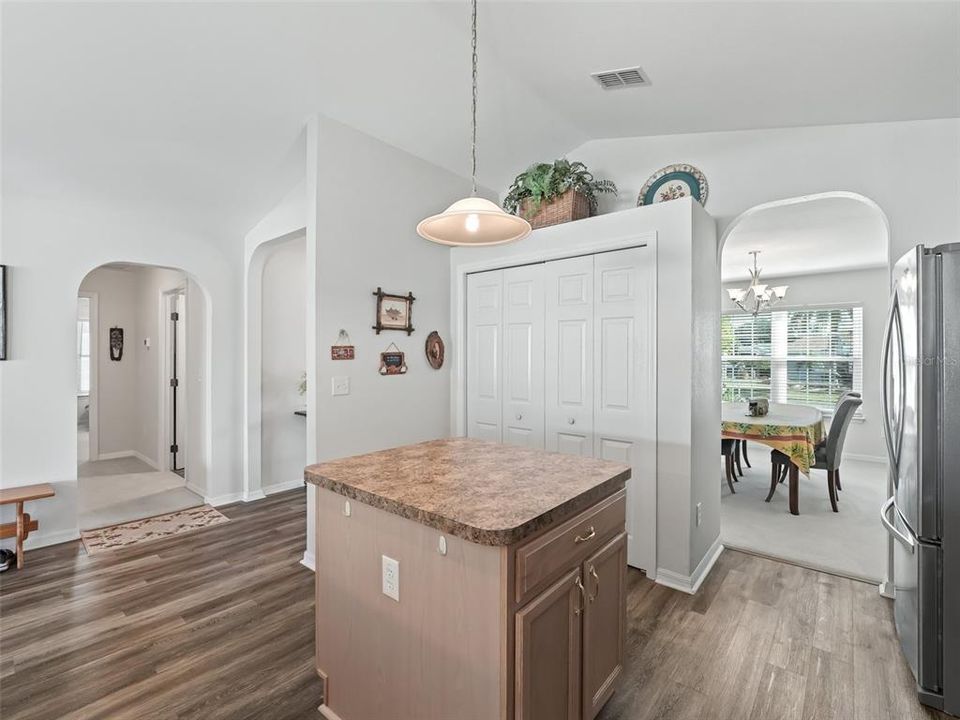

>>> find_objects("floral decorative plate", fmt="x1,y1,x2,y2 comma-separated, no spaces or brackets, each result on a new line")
637,163,708,207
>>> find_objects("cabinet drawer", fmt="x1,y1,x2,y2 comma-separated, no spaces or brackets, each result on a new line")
515,489,625,605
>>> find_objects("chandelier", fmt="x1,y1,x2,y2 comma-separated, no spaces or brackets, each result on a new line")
416,0,531,246
727,251,788,316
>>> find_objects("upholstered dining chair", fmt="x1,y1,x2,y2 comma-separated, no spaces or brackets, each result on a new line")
827,391,860,490
721,439,737,494
768,395,863,512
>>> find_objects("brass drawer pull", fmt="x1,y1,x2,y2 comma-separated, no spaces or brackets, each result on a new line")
574,526,596,544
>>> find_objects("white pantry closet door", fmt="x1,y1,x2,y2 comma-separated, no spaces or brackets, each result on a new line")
593,247,657,572
544,255,594,456
501,265,545,448
466,270,503,442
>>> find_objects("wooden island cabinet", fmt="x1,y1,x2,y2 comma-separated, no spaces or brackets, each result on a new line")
305,438,630,720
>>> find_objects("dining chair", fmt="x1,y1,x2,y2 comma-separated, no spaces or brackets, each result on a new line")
721,439,737,494
736,439,750,473
767,396,862,512
827,391,860,490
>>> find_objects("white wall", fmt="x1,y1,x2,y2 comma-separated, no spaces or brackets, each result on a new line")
261,237,306,492
0,192,240,549
721,266,889,461
570,118,960,265
78,267,139,457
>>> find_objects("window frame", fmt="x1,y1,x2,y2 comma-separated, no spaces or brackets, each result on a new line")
721,303,864,419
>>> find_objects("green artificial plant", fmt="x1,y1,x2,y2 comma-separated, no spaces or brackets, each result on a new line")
502,159,617,218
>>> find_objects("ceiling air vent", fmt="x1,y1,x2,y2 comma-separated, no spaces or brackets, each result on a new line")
591,66,651,90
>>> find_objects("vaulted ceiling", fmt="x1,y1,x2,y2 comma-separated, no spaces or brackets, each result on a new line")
3,2,958,239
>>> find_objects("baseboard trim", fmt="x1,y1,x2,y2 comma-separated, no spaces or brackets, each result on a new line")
301,550,316,572
94,450,159,470
879,579,895,599
263,479,306,496
242,490,267,502
845,453,887,464
656,537,724,595
205,492,244,507
185,481,206,498
23,527,81,551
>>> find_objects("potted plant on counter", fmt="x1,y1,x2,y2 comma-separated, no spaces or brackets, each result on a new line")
502,159,617,229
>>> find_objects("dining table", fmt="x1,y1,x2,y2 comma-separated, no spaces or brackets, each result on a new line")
721,401,825,515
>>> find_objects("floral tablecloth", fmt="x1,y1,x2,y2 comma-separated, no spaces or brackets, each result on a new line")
721,402,825,475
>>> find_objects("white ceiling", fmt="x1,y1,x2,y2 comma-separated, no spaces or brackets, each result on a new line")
721,195,889,281
3,2,958,240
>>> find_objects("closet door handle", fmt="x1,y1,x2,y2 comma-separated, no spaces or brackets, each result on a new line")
516,413,523,421
567,417,576,425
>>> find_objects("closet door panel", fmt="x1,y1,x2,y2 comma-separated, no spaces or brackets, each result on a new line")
593,247,656,572
466,270,503,443
545,256,594,456
502,265,545,448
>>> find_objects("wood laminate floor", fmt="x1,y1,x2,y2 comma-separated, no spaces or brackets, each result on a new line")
0,489,947,720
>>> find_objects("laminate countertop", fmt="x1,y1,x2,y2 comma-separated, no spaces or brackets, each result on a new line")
304,438,631,546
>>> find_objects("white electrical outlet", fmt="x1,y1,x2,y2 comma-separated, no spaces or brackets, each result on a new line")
331,376,350,396
696,502,703,527
382,555,400,602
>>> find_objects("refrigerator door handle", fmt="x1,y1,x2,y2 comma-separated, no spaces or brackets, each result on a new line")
881,296,898,470
881,496,915,553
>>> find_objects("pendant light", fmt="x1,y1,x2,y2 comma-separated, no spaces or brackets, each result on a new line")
727,251,789,316
417,0,531,246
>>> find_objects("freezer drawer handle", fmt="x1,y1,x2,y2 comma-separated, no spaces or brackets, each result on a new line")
881,496,915,554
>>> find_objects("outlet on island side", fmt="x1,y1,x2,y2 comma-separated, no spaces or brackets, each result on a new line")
382,555,400,602
696,502,702,527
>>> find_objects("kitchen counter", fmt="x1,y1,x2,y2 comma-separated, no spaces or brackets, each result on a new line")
304,437,631,546
309,438,631,720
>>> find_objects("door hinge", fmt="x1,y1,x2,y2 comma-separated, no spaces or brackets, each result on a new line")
170,378,179,387
170,311,179,321
170,444,179,453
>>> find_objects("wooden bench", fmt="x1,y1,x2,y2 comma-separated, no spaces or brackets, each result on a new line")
0,483,55,569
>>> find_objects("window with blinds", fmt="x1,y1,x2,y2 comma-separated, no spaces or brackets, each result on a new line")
721,306,863,415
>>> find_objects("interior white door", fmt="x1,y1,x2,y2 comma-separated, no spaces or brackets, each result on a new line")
502,265,545,448
544,256,594,456
466,270,503,442
593,247,656,572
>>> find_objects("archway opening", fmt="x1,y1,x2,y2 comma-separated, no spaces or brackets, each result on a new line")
76,262,209,530
716,192,890,583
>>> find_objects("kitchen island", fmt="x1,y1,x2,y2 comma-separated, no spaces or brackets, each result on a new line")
305,438,631,720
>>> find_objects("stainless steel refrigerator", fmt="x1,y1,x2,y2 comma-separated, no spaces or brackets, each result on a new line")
881,242,960,714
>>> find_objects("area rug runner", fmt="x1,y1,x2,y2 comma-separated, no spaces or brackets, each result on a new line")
81,505,229,555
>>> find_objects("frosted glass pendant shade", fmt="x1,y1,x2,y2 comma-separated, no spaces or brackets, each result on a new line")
417,197,531,246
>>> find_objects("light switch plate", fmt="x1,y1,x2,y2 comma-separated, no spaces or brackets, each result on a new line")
382,555,400,602
331,376,350,396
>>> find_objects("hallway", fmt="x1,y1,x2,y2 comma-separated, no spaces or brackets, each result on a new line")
78,455,202,530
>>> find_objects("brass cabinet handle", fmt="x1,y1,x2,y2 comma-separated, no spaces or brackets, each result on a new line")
574,526,596,544
574,576,585,615
589,565,599,602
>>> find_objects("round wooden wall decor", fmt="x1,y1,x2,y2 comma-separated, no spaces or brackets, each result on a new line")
425,331,445,370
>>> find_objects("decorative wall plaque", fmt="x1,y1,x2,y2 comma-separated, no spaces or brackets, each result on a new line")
109,327,124,361
379,342,407,375
425,331,445,370
331,329,355,360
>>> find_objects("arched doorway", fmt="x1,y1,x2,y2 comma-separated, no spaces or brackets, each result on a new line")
76,262,210,529
716,192,891,583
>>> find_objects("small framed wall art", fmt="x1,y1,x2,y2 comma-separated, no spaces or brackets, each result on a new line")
109,327,124,361
331,329,355,360
379,343,407,376
425,331,445,370
372,287,415,335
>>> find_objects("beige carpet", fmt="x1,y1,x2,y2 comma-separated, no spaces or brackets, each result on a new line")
81,505,229,555
720,442,888,583
79,461,203,530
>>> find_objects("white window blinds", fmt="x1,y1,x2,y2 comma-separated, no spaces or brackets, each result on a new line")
721,306,863,415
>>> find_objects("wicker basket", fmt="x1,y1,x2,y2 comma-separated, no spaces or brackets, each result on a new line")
520,189,592,230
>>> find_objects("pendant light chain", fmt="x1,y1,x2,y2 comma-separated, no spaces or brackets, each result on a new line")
470,0,478,196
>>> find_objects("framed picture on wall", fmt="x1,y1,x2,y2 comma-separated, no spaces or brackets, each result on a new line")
372,287,415,335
